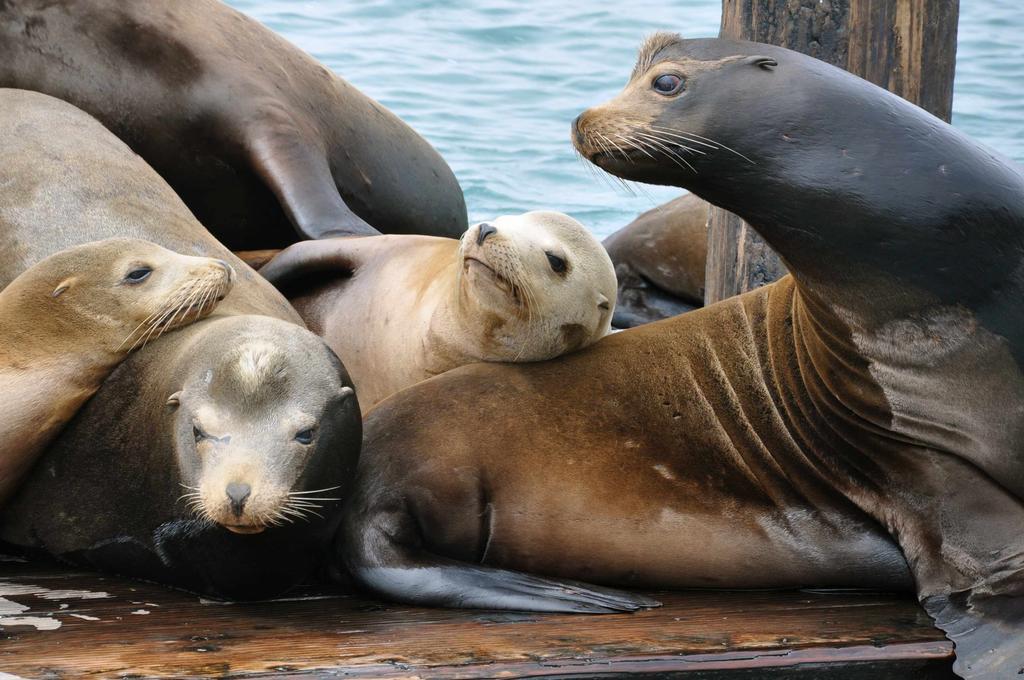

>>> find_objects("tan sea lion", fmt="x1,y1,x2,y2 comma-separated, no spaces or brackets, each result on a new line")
0,238,233,505
260,212,617,412
0,88,361,600
0,0,467,247
336,35,1024,677
603,193,708,327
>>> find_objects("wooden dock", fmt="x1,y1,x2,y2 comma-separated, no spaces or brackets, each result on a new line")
0,556,954,679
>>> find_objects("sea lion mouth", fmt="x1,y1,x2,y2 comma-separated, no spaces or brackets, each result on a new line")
464,256,513,294
224,524,266,535
156,298,223,329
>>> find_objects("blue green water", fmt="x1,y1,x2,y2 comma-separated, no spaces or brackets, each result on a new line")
228,0,1023,238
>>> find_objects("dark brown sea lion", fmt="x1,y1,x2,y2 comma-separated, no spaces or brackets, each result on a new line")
603,192,708,327
0,89,361,599
0,238,233,505
337,35,1024,677
0,0,468,248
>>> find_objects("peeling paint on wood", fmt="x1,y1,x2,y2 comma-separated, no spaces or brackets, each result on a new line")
0,558,955,678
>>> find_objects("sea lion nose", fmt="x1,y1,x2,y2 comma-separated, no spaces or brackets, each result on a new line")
215,259,235,283
476,223,497,246
572,114,584,143
226,481,251,516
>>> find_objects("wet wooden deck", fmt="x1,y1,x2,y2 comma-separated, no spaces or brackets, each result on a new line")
0,556,953,679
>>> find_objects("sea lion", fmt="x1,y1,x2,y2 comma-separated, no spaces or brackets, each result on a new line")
0,238,233,505
603,193,708,328
0,0,467,248
336,35,1024,677
260,212,617,411
0,89,361,599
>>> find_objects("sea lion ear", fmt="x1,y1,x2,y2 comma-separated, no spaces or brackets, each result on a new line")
51,277,75,298
337,386,354,402
598,294,611,311
745,56,778,71
166,392,182,408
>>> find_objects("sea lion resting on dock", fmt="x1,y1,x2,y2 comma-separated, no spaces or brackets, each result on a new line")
0,0,468,247
260,212,617,412
0,238,233,505
0,89,361,600
337,36,1024,678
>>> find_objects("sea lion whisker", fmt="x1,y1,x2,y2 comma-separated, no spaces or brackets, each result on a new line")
144,281,206,346
119,287,194,351
600,132,633,163
614,133,658,161
583,137,639,194
163,283,206,333
279,508,313,522
134,296,188,350
647,125,721,150
285,503,323,511
192,280,215,321
629,132,698,173
576,147,628,194
631,129,707,156
289,486,342,495
650,126,756,164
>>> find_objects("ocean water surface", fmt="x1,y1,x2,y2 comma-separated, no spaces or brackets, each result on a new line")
228,0,1024,237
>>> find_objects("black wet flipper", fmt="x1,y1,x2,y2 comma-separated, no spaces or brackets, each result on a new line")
352,561,661,614
924,593,1024,678
248,119,378,239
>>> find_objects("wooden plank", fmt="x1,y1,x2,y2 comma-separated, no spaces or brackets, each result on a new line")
706,0,960,304
0,558,953,678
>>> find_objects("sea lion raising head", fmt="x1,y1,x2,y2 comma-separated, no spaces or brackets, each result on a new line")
337,35,1024,678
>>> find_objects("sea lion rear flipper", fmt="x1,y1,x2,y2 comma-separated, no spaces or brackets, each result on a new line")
341,504,660,614
248,124,378,239
353,559,660,614
258,238,372,289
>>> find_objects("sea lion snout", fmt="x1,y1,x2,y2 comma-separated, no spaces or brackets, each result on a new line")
226,481,251,516
214,259,235,284
476,223,497,246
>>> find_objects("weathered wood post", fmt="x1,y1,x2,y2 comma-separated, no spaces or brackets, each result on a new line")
705,0,960,304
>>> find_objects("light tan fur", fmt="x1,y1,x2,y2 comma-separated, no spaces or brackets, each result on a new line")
0,238,233,504
270,212,617,412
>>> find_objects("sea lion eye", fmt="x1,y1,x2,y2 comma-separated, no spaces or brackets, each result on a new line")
652,74,684,95
193,424,208,443
546,252,567,274
294,428,315,445
124,267,153,284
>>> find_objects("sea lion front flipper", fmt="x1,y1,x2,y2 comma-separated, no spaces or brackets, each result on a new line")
340,503,660,614
873,452,1024,678
923,592,1024,678
248,122,378,239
